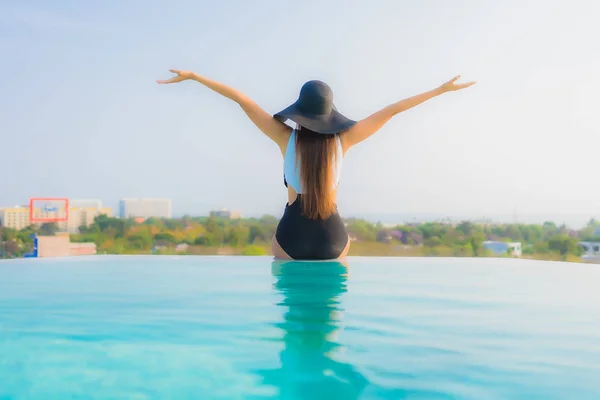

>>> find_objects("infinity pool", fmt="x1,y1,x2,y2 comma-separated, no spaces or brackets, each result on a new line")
1,256,599,399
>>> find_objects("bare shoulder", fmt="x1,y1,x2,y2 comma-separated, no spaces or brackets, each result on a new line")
237,98,292,151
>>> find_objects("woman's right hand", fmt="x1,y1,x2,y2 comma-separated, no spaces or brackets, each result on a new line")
438,75,476,93
156,69,194,84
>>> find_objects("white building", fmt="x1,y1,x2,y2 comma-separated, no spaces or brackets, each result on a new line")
0,203,111,233
0,206,30,230
119,198,172,219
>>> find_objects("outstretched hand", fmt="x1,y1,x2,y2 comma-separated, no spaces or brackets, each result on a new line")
438,75,476,93
156,69,194,84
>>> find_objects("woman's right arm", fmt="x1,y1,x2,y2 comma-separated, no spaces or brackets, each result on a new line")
340,76,475,153
157,69,291,150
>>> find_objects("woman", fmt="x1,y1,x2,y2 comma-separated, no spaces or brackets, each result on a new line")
157,70,475,260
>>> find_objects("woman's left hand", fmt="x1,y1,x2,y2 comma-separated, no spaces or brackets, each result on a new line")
156,69,194,84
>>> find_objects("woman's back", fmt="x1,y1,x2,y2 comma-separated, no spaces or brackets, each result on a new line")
283,127,343,220
283,130,343,193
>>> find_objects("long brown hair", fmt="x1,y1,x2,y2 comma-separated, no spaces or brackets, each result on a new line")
295,125,340,220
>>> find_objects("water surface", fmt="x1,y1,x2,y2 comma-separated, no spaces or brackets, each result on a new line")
1,256,599,399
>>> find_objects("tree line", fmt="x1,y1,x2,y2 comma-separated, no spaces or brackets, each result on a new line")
2,214,598,260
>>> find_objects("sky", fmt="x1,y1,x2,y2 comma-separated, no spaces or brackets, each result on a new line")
1,0,599,227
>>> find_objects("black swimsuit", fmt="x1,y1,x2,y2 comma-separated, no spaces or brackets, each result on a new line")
275,180,349,260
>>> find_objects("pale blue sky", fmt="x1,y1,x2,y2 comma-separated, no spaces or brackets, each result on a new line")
1,0,599,226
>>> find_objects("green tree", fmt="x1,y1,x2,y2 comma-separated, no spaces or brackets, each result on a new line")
203,216,225,246
163,219,184,230
469,232,486,256
542,221,558,236
39,222,59,236
454,242,474,257
456,221,475,236
532,240,550,254
418,223,447,240
154,232,176,243
424,236,442,247
548,235,581,259
93,215,126,238
346,219,377,241
143,217,160,225
259,215,278,225
127,233,152,250
249,225,268,243
225,226,249,247
205,215,218,232
194,236,208,245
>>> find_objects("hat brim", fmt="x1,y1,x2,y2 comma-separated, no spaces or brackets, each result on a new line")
273,103,356,135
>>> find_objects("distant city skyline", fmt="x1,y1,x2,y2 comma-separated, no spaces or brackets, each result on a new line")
1,1,599,226
1,194,597,229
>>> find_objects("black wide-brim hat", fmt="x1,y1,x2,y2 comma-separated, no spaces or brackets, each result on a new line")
274,80,356,135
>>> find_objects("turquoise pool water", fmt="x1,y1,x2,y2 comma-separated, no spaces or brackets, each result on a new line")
1,256,599,399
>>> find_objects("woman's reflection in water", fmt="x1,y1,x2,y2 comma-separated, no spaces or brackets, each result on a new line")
260,259,369,399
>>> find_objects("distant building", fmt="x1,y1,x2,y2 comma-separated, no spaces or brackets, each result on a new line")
580,241,600,263
69,242,98,256
58,206,112,233
580,241,600,254
0,203,111,234
0,206,30,230
483,241,522,257
119,198,172,219
27,233,97,258
210,209,242,219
